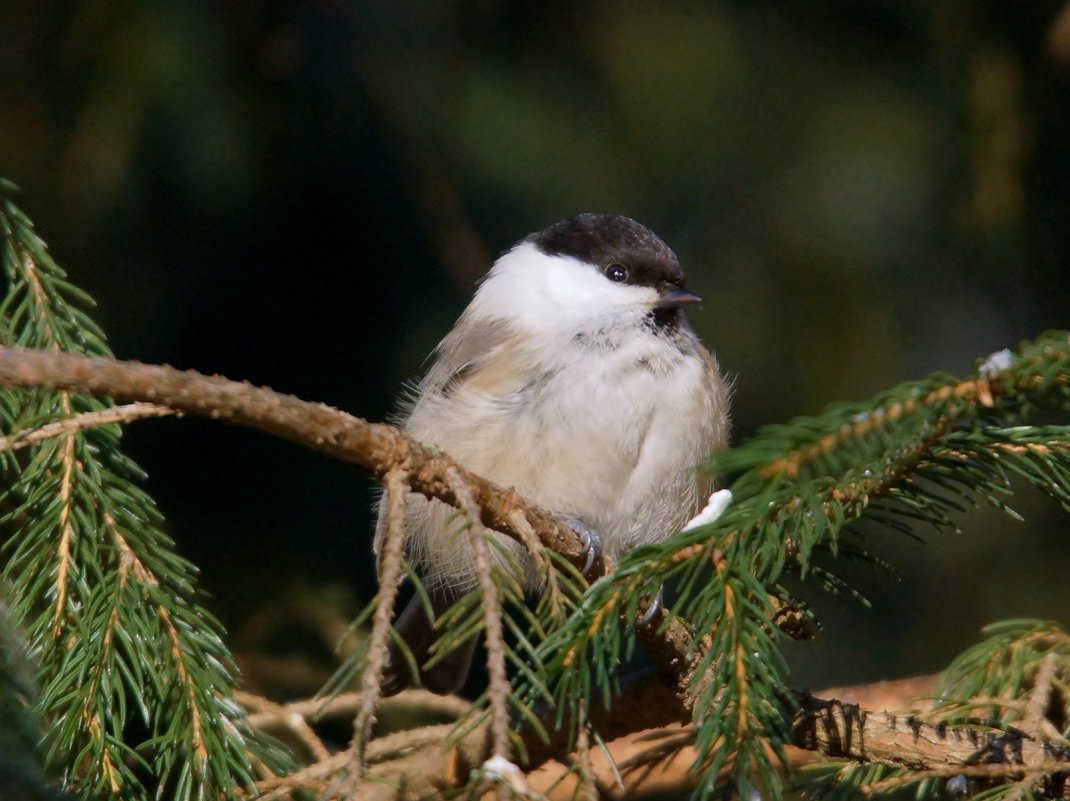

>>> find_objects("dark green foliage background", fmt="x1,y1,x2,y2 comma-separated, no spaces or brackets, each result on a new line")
1,1,1067,693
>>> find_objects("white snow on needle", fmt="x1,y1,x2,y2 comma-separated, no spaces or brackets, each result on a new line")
978,348,1012,377
683,488,733,532
482,756,534,797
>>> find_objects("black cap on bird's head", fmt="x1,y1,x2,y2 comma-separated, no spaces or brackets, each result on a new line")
527,214,701,310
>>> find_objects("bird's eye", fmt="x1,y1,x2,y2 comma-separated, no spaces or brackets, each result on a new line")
604,263,629,283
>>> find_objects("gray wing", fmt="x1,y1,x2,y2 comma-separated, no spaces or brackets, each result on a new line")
373,313,521,563
415,314,521,402
378,312,523,692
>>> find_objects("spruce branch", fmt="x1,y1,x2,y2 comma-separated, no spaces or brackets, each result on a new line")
533,331,1070,798
2,177,1070,799
572,702,601,801
796,623,1070,800
0,344,708,702
0,332,1067,797
726,341,1068,490
859,762,1065,797
791,695,1070,771
0,181,293,801
930,620,1070,738
253,724,457,800
507,507,573,627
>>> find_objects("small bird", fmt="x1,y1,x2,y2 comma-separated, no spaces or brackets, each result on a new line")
376,213,730,694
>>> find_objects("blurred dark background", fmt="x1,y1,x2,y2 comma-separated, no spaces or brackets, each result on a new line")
1,1,1068,696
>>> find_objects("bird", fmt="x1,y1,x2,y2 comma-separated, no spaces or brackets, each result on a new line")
375,213,730,694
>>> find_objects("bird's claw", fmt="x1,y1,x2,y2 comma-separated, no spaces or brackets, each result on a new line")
563,518,603,577
638,586,664,625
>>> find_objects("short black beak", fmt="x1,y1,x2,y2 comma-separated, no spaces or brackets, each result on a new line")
655,286,702,310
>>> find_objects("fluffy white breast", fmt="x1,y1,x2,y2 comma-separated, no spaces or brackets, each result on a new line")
469,242,658,335
387,239,727,591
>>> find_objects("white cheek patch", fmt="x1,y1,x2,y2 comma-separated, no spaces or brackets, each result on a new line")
471,243,656,333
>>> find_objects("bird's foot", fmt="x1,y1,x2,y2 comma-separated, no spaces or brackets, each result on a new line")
638,586,664,625
561,517,603,577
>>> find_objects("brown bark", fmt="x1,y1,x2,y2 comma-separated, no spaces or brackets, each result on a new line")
0,346,588,560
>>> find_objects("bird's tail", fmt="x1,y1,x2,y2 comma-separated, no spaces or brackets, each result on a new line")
381,584,477,696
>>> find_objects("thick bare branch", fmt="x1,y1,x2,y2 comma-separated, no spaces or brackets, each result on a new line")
0,346,592,565
792,692,1070,771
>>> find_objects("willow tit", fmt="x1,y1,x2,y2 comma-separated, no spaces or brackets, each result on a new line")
377,213,730,694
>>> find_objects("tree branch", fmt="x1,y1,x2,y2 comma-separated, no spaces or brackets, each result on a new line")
0,345,589,562
0,401,174,454
0,345,700,686
791,692,1070,771
7,345,1068,797
240,671,1070,799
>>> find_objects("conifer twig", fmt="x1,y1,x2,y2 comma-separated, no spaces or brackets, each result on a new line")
252,724,456,800
1,186,282,801
246,672,1070,800
861,762,1066,796
574,699,600,801
0,402,174,454
1024,653,1060,739
445,467,511,766
346,468,410,789
240,689,470,729
507,508,569,624
235,692,330,762
0,345,705,708
760,374,1001,479
51,391,75,638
